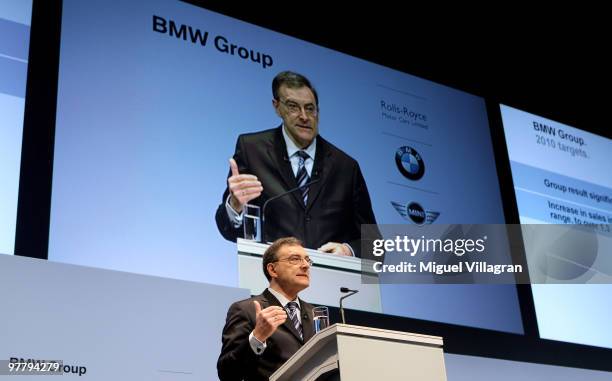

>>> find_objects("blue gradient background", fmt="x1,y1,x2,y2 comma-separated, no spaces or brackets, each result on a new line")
0,0,32,256
501,104,612,348
50,0,522,333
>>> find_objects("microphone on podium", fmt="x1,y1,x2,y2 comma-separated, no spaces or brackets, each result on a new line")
260,178,320,243
339,287,359,324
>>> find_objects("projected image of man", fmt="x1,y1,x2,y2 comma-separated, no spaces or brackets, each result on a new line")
215,71,378,257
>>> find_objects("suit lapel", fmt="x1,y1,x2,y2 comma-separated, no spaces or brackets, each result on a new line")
262,289,305,342
300,300,315,342
305,136,334,212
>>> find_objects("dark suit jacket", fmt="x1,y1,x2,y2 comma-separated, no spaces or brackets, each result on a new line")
215,127,378,257
217,289,315,381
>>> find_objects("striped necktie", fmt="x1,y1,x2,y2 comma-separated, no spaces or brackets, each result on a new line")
285,301,303,340
295,151,310,206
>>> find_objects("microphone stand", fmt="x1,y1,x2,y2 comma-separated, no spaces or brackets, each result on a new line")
260,178,320,243
339,287,359,324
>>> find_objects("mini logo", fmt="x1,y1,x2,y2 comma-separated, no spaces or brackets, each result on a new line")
391,201,439,225
395,146,424,180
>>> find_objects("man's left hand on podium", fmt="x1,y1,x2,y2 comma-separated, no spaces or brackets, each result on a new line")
318,242,353,257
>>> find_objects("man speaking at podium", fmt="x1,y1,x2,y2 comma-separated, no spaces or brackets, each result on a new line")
217,237,315,381
215,71,377,257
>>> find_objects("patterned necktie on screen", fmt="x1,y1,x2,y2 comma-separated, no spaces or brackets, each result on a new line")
286,301,303,340
295,150,310,206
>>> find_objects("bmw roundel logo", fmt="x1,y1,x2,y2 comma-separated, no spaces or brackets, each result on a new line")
395,146,424,180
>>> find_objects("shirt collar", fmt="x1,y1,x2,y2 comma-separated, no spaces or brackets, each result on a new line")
282,124,316,160
268,287,300,310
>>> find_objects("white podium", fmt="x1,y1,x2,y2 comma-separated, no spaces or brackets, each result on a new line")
270,324,447,381
237,239,382,313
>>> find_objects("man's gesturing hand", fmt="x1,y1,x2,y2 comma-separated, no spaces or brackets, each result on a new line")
252,300,287,342
228,158,263,213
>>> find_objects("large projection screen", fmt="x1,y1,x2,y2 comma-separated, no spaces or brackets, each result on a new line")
501,104,612,348
0,0,33,256
49,0,523,334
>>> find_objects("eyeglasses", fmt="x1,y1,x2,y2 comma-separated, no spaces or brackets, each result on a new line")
274,255,313,266
279,99,318,117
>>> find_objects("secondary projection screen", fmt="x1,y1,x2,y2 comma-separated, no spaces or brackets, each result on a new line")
500,104,612,348
49,0,523,334
0,0,32,256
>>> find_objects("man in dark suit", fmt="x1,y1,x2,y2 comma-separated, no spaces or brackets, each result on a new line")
215,71,377,257
218,237,315,381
